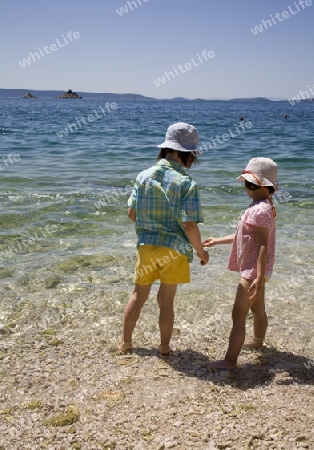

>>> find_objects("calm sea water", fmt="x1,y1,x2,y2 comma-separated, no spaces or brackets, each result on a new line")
0,98,313,352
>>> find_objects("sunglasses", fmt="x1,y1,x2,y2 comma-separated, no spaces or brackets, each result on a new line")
242,170,277,218
245,180,260,191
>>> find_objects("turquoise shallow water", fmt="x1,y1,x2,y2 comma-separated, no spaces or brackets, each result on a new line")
0,98,313,352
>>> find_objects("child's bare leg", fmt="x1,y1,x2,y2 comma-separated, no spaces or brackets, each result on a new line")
244,283,267,349
157,283,177,354
119,283,152,351
206,279,252,370
224,278,253,365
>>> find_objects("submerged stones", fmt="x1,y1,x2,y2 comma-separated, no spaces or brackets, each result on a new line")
27,400,42,410
44,405,80,427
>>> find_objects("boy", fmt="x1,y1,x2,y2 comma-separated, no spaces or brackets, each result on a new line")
119,122,209,355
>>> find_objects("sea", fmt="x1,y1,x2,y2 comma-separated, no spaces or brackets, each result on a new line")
0,98,313,356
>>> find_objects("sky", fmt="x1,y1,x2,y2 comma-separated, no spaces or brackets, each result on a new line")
1,0,314,99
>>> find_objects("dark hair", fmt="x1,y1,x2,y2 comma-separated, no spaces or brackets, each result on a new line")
157,148,198,168
245,180,275,195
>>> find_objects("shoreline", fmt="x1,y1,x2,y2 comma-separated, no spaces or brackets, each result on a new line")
0,281,313,449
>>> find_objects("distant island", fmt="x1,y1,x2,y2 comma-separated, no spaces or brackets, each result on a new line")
0,89,156,101
230,97,273,102
0,89,288,102
22,92,37,98
57,89,82,99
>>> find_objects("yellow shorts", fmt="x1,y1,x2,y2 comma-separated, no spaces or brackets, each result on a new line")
134,245,190,285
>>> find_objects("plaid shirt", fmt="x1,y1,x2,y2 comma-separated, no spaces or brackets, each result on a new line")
128,159,204,262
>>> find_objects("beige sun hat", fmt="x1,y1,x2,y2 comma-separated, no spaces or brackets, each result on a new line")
238,157,278,189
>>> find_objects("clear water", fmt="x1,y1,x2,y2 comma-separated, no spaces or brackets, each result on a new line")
0,98,313,354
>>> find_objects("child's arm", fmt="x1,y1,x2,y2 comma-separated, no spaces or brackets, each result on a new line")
248,226,269,300
203,234,235,247
128,207,136,222
183,221,209,265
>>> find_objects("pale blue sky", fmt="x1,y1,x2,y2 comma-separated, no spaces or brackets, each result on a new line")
1,0,313,99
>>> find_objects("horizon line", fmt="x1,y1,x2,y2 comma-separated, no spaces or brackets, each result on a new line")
0,88,289,101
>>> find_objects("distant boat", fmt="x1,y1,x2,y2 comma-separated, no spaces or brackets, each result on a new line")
23,92,37,98
57,89,82,99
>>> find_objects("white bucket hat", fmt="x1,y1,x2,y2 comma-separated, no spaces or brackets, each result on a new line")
238,157,278,189
157,122,200,153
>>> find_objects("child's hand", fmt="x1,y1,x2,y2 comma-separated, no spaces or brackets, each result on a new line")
202,237,216,247
248,278,264,300
197,249,209,266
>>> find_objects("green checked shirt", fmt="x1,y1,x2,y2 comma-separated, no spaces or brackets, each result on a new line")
127,159,204,262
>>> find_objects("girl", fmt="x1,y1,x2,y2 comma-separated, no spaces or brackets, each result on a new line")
203,157,278,369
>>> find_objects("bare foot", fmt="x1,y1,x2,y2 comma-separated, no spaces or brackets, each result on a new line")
117,342,133,354
158,344,173,356
202,359,236,371
243,339,264,350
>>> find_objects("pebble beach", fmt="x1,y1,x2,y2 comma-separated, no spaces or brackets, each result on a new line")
0,258,314,450
1,98,314,449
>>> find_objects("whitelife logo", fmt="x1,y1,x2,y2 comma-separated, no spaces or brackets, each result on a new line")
0,225,59,262
93,180,135,210
18,31,81,68
196,121,253,155
0,153,20,170
116,0,149,16
288,82,314,105
153,50,215,87
304,359,314,369
56,102,118,139
250,0,312,35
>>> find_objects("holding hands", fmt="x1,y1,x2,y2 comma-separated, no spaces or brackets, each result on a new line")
203,237,217,247
197,248,209,266
203,234,235,247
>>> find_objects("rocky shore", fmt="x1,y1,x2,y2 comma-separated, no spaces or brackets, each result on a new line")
0,281,313,450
